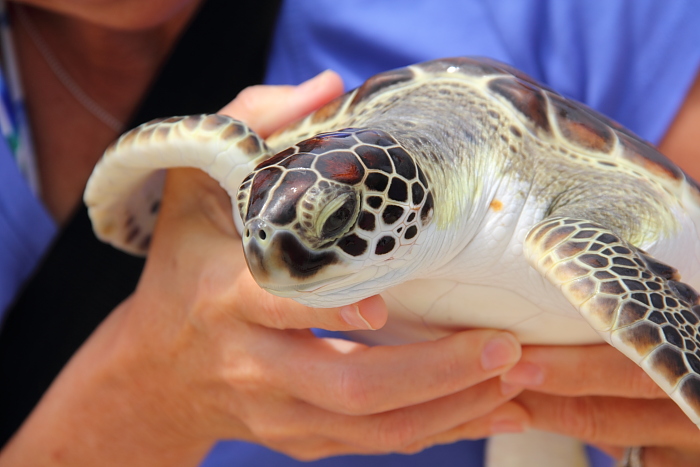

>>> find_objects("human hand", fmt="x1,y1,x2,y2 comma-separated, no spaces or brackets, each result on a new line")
502,343,700,466
0,72,527,467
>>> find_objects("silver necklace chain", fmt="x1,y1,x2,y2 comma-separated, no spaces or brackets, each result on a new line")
16,6,124,132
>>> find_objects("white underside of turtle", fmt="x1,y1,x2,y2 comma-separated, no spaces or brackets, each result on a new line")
85,57,700,467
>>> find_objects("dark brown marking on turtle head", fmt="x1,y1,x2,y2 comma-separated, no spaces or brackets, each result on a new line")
417,164,429,187
337,234,368,257
356,145,393,173
297,131,357,154
358,211,376,231
311,94,349,124
264,170,318,226
387,147,417,179
375,236,396,255
388,178,408,202
279,153,315,169
350,67,416,106
365,173,389,192
412,183,425,205
404,225,418,240
246,167,283,221
549,94,615,152
315,151,365,185
256,147,297,170
488,77,551,133
382,205,404,225
276,231,339,279
420,192,434,225
367,196,383,209
618,133,684,182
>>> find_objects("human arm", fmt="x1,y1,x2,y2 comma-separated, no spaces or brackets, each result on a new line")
0,71,526,466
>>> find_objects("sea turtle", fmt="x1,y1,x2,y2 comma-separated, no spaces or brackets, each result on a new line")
85,57,700,462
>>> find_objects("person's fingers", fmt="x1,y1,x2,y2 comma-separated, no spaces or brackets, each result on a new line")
237,379,525,455
269,330,522,414
501,344,666,399
596,444,700,467
231,269,388,331
398,401,531,454
516,391,700,449
220,70,345,137
319,379,525,451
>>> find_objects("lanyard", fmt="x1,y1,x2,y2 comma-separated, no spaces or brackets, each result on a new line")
0,0,39,196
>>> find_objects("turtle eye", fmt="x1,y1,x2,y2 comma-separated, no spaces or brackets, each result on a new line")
319,194,357,239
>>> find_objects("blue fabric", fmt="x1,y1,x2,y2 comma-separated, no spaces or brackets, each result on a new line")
0,136,56,324
265,0,700,145
203,0,700,465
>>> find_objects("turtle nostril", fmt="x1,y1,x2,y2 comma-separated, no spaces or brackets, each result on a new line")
245,229,250,238
259,230,267,240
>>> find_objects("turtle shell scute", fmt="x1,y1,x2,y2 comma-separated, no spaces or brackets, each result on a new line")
488,76,551,133
618,132,684,182
549,94,615,153
418,57,505,79
354,129,398,147
351,67,416,106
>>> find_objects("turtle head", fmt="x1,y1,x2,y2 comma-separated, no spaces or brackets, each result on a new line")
236,128,434,306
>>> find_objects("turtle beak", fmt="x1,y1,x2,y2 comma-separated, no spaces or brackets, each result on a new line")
242,219,340,293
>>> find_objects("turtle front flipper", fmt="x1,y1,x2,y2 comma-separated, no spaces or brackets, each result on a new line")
84,115,270,255
524,217,700,427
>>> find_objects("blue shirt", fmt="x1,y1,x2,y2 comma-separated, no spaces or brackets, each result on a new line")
203,0,700,465
0,137,55,324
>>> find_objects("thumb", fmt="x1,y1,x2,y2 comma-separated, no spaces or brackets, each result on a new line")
219,70,345,138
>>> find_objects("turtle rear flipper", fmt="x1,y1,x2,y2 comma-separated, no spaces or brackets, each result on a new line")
525,217,700,426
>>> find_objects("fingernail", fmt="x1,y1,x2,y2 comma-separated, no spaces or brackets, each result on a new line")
480,334,520,371
491,418,525,434
502,361,545,386
297,69,333,92
340,305,374,330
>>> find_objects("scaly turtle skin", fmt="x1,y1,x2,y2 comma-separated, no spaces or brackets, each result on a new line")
85,57,700,436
